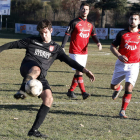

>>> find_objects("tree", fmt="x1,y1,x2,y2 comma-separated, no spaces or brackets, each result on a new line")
61,0,81,20
92,0,128,27
129,0,140,12
10,0,43,23
49,0,61,21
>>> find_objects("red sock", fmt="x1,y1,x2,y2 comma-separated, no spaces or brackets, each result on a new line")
115,85,121,91
121,93,132,110
69,75,78,91
77,75,86,94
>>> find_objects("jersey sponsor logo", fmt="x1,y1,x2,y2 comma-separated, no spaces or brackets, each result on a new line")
125,40,139,44
79,32,89,38
79,28,90,38
34,49,51,59
80,28,90,32
49,46,54,52
125,43,137,50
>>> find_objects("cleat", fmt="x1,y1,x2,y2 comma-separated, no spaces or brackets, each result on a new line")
112,85,123,100
28,129,48,138
82,92,90,100
119,110,128,119
14,90,26,99
67,90,76,99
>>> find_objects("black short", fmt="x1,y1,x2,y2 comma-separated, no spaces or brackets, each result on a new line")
20,60,51,91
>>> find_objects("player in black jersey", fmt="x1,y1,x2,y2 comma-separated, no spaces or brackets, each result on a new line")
0,19,95,138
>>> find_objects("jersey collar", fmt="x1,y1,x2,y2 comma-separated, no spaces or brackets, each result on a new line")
79,16,87,21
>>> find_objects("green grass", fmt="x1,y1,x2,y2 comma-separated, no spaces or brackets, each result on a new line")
0,32,140,140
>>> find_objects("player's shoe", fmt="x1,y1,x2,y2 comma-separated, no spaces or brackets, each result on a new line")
67,90,76,99
82,92,90,100
28,129,48,138
14,90,26,99
112,85,123,100
119,110,128,119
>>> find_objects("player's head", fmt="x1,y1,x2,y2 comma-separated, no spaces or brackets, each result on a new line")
80,2,90,19
129,12,140,28
37,19,53,43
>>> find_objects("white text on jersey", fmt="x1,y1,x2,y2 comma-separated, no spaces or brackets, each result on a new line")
34,49,51,59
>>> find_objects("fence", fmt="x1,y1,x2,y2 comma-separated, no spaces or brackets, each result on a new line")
14,23,124,40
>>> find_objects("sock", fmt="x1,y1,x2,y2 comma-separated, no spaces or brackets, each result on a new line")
121,91,132,110
20,75,33,92
115,85,121,91
77,75,86,94
31,104,50,131
69,75,78,92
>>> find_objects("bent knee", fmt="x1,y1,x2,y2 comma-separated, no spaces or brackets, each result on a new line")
29,66,41,78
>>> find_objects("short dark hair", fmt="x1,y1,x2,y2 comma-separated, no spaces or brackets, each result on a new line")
37,19,52,31
129,12,140,18
80,2,89,9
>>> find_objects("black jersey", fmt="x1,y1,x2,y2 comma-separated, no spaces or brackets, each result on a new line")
0,36,84,77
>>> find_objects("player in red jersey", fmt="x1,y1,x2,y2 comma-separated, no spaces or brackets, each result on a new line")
61,2,102,99
110,12,140,118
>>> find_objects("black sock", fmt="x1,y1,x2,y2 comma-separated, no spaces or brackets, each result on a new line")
20,75,33,92
31,104,50,131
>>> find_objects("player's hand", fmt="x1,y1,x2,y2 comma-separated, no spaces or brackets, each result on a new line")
86,71,95,82
118,55,128,63
97,43,102,50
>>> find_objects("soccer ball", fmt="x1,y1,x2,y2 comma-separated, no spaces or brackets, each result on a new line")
25,79,43,97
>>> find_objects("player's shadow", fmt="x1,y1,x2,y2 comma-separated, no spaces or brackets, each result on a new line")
0,105,39,111
49,109,140,121
0,104,139,121
48,70,73,73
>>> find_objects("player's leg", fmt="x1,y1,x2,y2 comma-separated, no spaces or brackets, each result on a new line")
111,83,123,100
28,80,52,138
68,53,88,99
76,70,90,100
67,73,78,99
120,63,139,118
14,61,41,99
119,82,133,118
111,60,125,100
67,54,78,98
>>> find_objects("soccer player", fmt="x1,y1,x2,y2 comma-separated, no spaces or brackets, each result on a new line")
110,12,140,118
61,2,102,99
0,19,95,138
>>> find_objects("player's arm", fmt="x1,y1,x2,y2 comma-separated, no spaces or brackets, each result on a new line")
0,38,29,53
92,35,102,50
61,20,75,49
110,31,128,63
110,44,128,62
58,52,95,82
91,23,102,50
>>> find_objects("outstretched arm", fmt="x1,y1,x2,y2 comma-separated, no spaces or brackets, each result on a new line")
0,38,29,53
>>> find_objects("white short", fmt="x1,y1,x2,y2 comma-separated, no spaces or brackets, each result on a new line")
111,59,139,86
69,53,88,70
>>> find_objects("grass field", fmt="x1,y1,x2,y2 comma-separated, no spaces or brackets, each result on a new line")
0,32,140,140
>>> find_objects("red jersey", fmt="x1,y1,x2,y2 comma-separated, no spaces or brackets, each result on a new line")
112,28,140,63
65,17,97,54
